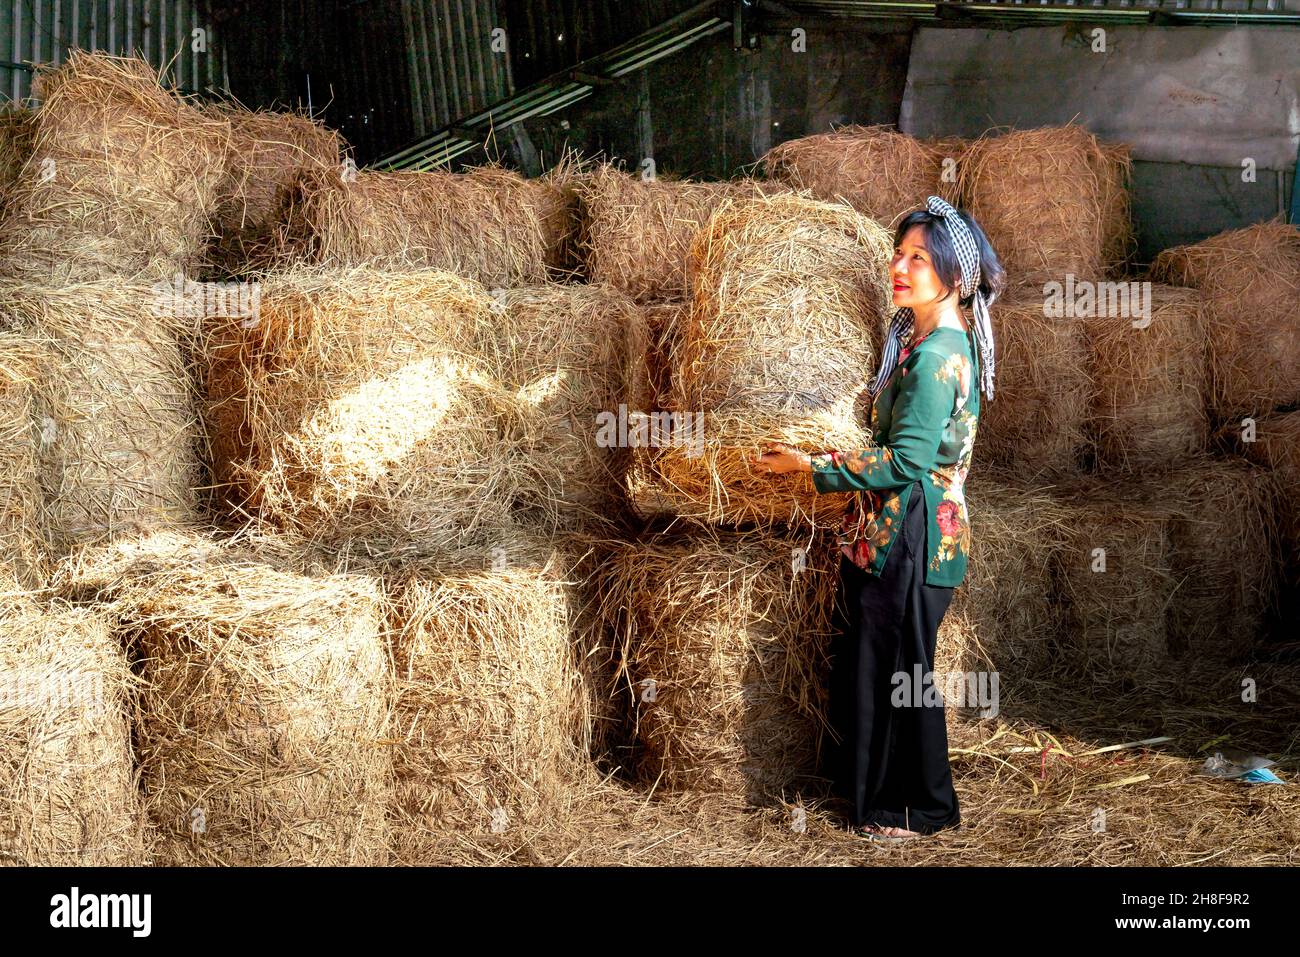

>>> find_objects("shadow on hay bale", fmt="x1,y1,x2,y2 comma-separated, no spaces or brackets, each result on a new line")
0,52,229,285
1147,220,1300,420
0,582,146,866
53,527,393,866
201,101,344,279
1082,283,1209,472
973,280,1091,478
606,526,837,805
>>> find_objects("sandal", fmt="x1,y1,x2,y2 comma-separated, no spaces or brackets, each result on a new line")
856,823,922,842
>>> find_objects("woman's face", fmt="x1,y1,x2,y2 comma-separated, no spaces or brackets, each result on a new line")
891,225,956,310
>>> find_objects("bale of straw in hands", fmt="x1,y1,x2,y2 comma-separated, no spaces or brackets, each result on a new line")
656,190,893,527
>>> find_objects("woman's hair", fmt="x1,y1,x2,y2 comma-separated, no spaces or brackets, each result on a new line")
892,206,1007,308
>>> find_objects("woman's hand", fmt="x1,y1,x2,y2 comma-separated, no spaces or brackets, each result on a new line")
749,442,812,476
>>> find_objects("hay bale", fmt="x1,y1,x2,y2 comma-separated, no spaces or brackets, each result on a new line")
54,527,392,866
203,103,343,277
611,526,837,801
203,267,520,550
762,124,958,227
656,191,892,527
0,586,146,866
1159,458,1280,660
479,283,647,532
574,165,787,302
956,124,1133,282
0,52,229,284
0,106,35,215
1147,221,1300,418
272,163,561,285
973,281,1090,476
1229,409,1300,567
386,536,590,852
0,283,202,553
1084,284,1209,471
1049,474,1176,677
0,334,51,587
940,473,1072,682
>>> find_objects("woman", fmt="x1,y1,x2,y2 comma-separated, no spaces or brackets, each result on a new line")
751,195,1005,842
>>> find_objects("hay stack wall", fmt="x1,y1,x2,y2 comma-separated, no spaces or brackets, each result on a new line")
385,537,591,854
656,191,893,528
0,52,229,284
574,165,788,302
203,103,343,278
272,163,570,285
1083,284,1209,471
761,124,961,226
203,267,520,552
610,526,837,802
0,585,146,865
0,106,35,217
955,124,1134,282
1231,409,1300,572
1148,221,1300,420
54,529,392,866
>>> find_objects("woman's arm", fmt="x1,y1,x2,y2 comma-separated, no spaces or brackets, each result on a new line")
807,349,954,494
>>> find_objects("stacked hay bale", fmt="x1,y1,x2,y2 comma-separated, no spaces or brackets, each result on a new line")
0,334,52,587
479,283,648,535
1147,221,1300,423
955,123,1134,283
1229,410,1300,609
1047,473,1177,678
0,106,35,217
0,283,203,554
0,52,229,284
761,124,961,227
0,583,146,865
203,102,344,278
574,164,788,302
53,528,392,866
271,162,573,285
384,537,591,854
202,267,521,552
655,191,893,528
939,473,1072,686
1082,284,1209,471
969,282,1092,477
1159,460,1280,659
606,526,837,802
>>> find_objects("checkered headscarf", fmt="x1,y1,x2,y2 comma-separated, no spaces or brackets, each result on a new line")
870,195,997,402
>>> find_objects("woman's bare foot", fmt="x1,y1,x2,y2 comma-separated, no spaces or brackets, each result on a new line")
858,823,923,840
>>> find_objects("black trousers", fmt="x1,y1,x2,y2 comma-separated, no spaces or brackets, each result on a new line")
822,479,961,834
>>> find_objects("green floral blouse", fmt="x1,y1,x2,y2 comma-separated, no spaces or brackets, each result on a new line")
809,325,980,588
